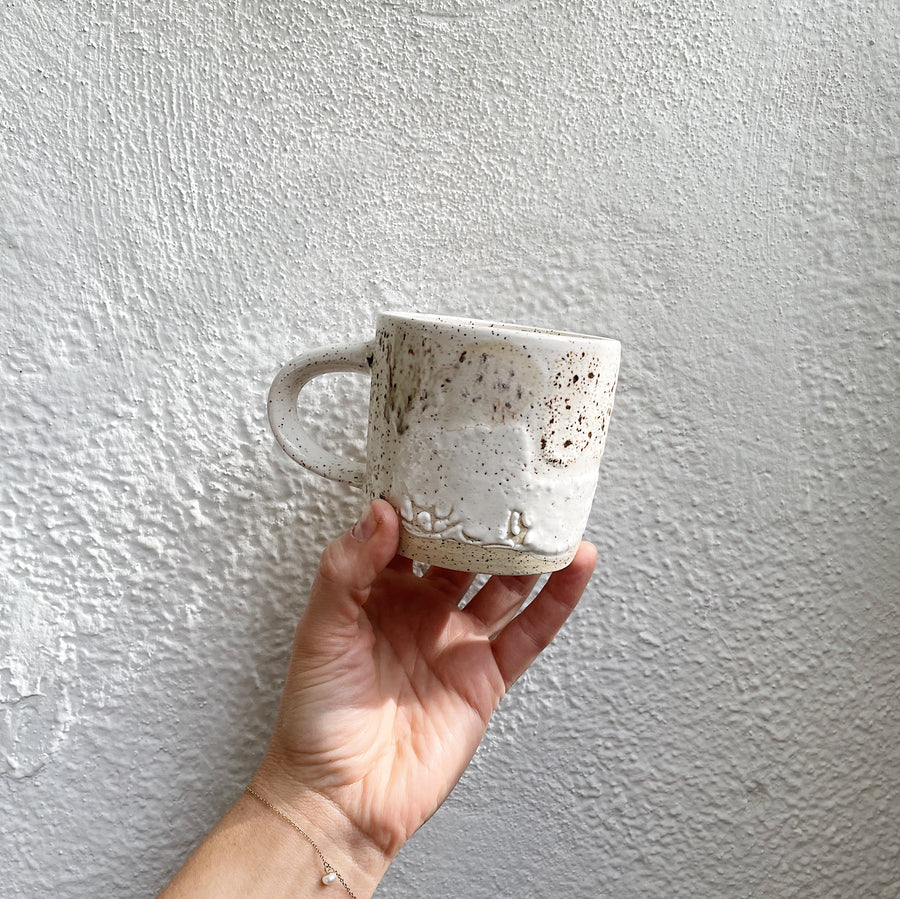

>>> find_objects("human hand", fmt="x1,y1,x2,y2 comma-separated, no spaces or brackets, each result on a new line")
252,499,597,872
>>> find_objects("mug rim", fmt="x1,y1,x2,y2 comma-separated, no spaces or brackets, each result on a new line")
378,310,621,348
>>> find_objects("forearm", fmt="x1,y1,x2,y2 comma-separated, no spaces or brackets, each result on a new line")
158,788,392,899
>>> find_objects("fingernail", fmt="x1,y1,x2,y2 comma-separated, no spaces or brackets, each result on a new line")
351,502,378,542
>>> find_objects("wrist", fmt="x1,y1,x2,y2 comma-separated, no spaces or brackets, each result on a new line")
250,759,395,897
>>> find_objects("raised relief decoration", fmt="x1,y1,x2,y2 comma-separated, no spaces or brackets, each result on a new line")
399,496,536,551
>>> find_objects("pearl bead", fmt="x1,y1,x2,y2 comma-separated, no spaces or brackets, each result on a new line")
322,872,338,885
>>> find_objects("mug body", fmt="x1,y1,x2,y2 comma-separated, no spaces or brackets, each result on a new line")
365,313,620,574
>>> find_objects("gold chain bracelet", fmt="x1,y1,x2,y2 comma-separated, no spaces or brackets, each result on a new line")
245,786,358,898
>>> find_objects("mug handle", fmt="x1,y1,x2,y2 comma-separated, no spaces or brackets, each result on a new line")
267,340,375,488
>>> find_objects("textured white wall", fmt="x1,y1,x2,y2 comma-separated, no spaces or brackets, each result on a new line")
2,1,898,896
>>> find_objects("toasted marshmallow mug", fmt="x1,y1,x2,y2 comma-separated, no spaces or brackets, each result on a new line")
268,312,620,575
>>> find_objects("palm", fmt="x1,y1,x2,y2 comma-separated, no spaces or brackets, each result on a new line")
282,561,512,847
263,507,596,857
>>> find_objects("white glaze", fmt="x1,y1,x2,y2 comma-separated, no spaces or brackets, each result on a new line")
267,341,374,487
393,423,599,556
269,312,620,573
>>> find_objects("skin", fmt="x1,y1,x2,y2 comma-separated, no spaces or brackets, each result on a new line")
159,500,597,898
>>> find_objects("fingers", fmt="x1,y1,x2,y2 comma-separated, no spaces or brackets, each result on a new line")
305,499,400,629
387,555,414,575
422,566,478,600
490,543,598,690
463,571,542,635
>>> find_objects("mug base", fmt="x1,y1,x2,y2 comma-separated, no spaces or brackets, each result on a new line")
399,531,577,575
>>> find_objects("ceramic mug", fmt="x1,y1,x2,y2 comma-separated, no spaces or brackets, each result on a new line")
268,312,621,575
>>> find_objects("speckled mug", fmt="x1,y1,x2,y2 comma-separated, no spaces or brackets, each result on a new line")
268,312,621,575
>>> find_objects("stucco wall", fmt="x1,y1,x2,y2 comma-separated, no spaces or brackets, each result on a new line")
2,2,898,896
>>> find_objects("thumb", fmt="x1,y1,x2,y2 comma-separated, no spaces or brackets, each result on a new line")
305,499,400,628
